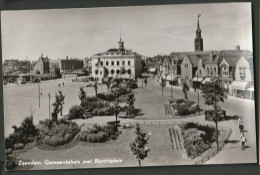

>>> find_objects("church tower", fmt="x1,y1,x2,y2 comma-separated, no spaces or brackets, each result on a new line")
194,15,203,51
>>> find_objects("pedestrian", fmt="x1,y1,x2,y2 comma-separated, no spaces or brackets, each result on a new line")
63,82,64,86
240,132,247,151
238,117,244,133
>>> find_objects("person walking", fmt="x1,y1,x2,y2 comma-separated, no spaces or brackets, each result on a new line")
240,132,247,151
238,117,244,133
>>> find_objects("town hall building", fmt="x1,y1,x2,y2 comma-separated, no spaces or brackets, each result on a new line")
91,37,142,81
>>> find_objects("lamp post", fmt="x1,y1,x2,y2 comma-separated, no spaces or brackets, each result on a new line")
171,74,173,98
48,92,51,120
197,74,200,110
38,82,40,108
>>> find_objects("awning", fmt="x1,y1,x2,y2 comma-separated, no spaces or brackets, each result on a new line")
165,75,177,81
231,81,250,90
246,87,254,91
202,77,213,84
192,77,204,82
149,68,156,72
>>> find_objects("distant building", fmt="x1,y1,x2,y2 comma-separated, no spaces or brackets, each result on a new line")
231,56,253,98
59,57,84,73
91,37,142,81
34,54,50,74
3,59,31,75
49,60,61,77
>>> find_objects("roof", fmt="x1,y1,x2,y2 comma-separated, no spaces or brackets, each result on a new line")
218,50,252,67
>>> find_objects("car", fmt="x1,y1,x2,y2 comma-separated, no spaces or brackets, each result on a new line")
205,110,226,121
85,82,93,87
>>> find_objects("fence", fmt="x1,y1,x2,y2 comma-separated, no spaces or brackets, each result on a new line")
194,127,232,165
121,120,183,125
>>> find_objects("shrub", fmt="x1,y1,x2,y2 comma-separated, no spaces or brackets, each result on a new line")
87,124,102,134
76,131,88,141
37,119,80,147
182,122,215,158
6,156,17,170
87,134,97,143
96,93,115,101
5,116,38,150
14,143,24,150
68,105,85,120
111,135,117,140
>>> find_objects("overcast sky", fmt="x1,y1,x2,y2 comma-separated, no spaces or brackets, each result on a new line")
1,2,252,61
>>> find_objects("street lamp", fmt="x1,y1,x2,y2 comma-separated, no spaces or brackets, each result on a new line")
197,74,200,111
171,74,173,98
48,92,51,120
38,82,40,108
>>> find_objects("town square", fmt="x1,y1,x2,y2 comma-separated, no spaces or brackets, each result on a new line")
1,3,256,170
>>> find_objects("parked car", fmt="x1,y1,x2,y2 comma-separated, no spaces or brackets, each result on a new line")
205,109,226,121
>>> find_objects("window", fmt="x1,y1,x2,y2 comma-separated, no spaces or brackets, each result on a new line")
239,67,246,76
106,61,109,66
111,69,115,74
117,61,120,66
116,69,120,74
122,61,125,65
100,61,103,66
111,61,114,66
128,61,131,65
100,71,102,75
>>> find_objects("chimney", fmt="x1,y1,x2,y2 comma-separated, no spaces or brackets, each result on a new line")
235,44,240,51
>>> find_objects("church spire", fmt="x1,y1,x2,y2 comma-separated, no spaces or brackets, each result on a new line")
197,16,200,30
194,14,203,51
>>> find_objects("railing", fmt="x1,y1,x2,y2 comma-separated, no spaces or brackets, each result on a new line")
194,127,232,165
121,120,183,125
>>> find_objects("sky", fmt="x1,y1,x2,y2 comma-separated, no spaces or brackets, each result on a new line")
1,2,253,61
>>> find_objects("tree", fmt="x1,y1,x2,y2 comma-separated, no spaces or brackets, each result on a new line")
111,97,121,131
52,90,65,122
104,67,109,77
160,76,166,96
201,78,227,150
126,93,135,116
130,123,150,166
182,82,189,99
93,80,98,96
58,90,65,116
104,78,111,91
144,78,148,90
78,87,87,103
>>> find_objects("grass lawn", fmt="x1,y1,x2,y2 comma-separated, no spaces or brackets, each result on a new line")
18,124,193,170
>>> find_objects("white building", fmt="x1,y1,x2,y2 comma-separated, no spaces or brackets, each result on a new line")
91,38,142,81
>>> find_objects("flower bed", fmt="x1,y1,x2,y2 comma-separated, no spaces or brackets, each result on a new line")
181,122,215,159
169,98,200,116
36,119,80,148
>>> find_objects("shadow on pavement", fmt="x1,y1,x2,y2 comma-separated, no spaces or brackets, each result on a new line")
224,140,240,144
225,115,239,120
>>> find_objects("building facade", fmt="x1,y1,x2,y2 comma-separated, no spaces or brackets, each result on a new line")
3,60,31,75
59,57,84,73
34,54,50,74
91,38,142,81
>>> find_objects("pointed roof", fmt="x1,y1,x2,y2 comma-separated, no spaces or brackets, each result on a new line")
218,50,252,67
